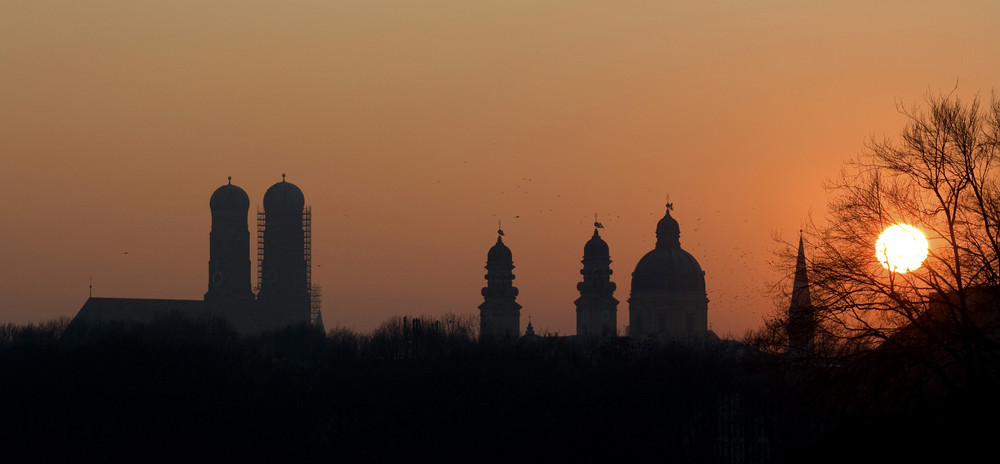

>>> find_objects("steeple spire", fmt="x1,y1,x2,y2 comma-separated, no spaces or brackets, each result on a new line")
788,233,815,355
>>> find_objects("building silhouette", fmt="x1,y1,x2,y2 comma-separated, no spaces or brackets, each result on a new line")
257,175,313,328
72,176,322,335
787,233,815,355
627,204,708,340
478,231,521,339
205,177,254,302
575,226,618,338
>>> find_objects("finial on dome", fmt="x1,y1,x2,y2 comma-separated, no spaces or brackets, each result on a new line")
594,213,604,229
227,176,231,185
666,202,674,212
498,219,504,237
282,173,286,182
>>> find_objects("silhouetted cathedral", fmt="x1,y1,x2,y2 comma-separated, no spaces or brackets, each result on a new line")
478,231,521,338
72,175,322,335
575,227,618,338
628,205,708,340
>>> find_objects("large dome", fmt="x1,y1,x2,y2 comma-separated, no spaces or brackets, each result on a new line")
487,236,513,265
209,178,250,212
631,207,705,292
631,247,705,292
263,175,305,213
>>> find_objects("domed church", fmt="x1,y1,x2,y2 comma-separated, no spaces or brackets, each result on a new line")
628,204,708,340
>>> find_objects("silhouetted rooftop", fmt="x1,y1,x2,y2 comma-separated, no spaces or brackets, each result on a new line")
655,207,681,249
263,175,305,213
632,206,704,292
210,178,250,212
583,229,610,260
487,235,513,265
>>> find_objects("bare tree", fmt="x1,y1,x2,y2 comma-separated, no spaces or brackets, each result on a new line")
781,91,1000,398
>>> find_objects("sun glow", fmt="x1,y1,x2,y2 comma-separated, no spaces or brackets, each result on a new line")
875,224,929,273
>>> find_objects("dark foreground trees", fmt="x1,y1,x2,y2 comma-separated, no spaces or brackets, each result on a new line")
0,315,789,463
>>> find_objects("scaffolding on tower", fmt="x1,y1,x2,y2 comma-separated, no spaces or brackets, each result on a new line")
256,207,265,292
311,286,323,330
303,206,311,290
304,207,322,328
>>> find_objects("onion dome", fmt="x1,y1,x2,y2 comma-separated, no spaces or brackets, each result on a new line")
263,174,305,213
487,235,513,265
583,229,610,260
632,206,705,292
209,177,250,212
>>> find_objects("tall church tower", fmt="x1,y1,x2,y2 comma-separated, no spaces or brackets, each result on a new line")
787,234,815,355
628,204,708,340
258,174,311,326
478,231,521,339
205,177,254,302
575,226,618,338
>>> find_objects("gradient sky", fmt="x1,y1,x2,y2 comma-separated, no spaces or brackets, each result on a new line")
2,1,999,337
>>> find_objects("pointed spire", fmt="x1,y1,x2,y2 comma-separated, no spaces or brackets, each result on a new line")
792,233,810,308
788,232,815,355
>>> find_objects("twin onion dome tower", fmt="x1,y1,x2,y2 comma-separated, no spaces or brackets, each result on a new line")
478,204,709,340
72,175,321,335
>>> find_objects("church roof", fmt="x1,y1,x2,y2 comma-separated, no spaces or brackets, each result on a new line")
631,247,705,292
263,174,305,213
209,178,250,212
71,297,208,326
584,229,610,260
631,206,705,293
487,235,513,265
655,208,681,249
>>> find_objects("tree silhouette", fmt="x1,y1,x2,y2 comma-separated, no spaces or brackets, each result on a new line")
767,91,1000,424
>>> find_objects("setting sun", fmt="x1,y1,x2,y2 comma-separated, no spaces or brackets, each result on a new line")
875,224,929,273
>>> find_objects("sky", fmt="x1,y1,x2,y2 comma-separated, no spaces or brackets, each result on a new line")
2,0,999,337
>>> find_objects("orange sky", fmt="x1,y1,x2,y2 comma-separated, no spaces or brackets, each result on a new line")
2,1,999,337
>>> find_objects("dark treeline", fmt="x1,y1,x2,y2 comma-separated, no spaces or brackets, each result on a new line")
0,314,986,462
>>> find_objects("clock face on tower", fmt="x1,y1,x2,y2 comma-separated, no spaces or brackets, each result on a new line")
212,271,224,286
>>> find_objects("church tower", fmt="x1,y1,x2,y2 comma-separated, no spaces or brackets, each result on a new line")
628,204,708,340
257,174,311,326
787,234,815,355
205,177,254,302
478,231,521,339
575,226,618,338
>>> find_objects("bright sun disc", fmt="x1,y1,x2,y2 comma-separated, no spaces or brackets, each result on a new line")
875,224,928,273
